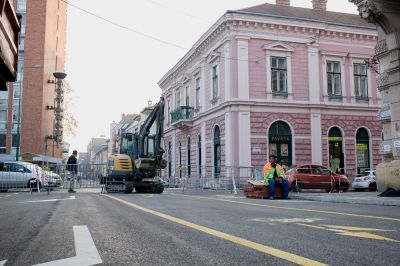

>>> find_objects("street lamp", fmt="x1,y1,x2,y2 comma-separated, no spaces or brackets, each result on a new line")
52,72,67,146
15,64,41,161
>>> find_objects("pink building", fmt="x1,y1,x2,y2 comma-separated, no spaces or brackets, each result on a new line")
158,1,382,184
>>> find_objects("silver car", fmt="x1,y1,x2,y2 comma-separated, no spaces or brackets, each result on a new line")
352,170,377,191
0,161,43,192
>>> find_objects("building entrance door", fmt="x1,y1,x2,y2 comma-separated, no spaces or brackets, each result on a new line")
328,127,344,173
268,121,292,168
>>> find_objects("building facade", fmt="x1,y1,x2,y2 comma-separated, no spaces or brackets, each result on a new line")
158,1,382,184
350,0,400,191
1,0,68,164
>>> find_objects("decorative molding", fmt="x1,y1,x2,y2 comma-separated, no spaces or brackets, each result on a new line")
182,73,191,84
355,0,381,23
375,39,388,55
376,72,389,88
207,52,221,64
263,41,294,52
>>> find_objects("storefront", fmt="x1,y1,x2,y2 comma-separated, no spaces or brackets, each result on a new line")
268,121,292,168
356,128,370,173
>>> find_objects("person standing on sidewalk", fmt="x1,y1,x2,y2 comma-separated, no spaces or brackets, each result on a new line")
263,155,289,199
67,150,78,193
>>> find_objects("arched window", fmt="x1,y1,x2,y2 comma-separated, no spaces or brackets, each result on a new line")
198,135,202,177
178,141,182,178
356,128,370,173
214,126,221,178
268,121,292,167
168,142,172,179
187,137,191,178
328,127,343,173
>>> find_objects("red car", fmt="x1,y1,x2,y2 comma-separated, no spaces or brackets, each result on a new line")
285,164,350,192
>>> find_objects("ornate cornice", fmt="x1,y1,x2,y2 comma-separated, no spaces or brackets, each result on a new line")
376,72,389,89
375,39,388,55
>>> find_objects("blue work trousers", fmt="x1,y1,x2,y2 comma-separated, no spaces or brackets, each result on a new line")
268,178,289,198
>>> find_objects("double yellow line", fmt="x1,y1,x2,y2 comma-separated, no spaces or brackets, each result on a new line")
104,194,328,266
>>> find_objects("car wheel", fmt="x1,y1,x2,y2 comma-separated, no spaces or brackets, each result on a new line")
291,181,302,192
368,182,377,192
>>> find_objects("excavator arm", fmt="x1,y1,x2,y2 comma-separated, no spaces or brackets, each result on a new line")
135,97,166,170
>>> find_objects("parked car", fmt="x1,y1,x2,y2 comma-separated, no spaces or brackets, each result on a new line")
352,169,377,191
0,161,43,192
42,170,63,188
286,164,350,192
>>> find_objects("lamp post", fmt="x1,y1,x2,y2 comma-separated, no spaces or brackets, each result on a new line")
15,64,41,161
52,72,67,148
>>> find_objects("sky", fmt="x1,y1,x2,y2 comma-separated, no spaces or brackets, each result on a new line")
64,0,358,152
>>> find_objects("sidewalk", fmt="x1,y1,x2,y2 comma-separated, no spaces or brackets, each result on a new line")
289,191,400,207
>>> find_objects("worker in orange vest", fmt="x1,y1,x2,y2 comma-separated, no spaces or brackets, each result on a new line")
263,155,289,199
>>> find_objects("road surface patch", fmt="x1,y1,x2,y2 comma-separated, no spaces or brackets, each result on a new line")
175,194,400,222
104,194,328,266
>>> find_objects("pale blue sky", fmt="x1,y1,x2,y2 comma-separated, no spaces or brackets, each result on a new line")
64,0,359,152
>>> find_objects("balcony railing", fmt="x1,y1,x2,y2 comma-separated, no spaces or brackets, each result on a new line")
170,106,194,124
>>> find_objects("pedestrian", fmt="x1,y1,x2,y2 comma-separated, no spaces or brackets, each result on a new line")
263,154,289,199
67,150,78,193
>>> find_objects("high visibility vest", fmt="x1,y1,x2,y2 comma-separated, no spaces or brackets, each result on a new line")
263,163,285,182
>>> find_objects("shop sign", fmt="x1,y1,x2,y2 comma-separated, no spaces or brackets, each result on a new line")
328,137,342,141
356,143,368,151
269,136,291,142
383,144,391,152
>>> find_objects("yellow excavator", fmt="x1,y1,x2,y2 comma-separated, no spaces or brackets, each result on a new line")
107,97,167,193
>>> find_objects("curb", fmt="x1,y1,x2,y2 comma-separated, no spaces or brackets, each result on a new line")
290,194,400,207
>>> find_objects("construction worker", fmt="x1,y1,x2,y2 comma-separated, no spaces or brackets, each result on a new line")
263,154,289,199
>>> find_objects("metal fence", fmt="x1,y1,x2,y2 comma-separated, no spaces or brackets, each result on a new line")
163,165,263,192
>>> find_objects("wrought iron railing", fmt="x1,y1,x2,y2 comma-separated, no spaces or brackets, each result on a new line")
170,106,194,124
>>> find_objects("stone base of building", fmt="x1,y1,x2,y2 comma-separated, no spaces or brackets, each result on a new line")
376,160,400,192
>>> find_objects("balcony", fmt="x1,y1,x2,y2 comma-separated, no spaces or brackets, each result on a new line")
170,106,194,129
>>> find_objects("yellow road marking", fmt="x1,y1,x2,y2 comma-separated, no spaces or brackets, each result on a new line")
338,232,400,243
296,223,400,243
173,194,400,222
323,225,394,232
103,194,328,266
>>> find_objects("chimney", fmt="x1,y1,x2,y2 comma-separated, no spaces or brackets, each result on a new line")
276,0,290,6
312,0,327,11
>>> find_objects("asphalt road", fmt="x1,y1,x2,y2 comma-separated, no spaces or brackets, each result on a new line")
0,189,399,266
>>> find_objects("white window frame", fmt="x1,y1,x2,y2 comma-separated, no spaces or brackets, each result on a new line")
211,64,220,103
270,56,288,93
264,42,293,101
326,61,342,97
349,57,372,103
321,53,347,102
195,76,201,110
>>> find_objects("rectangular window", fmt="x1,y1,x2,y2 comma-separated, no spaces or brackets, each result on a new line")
176,91,181,108
271,57,287,93
212,65,218,99
354,63,368,99
12,134,18,148
327,61,342,96
195,77,200,109
0,110,7,130
167,99,171,124
185,86,189,106
0,134,6,154
0,91,8,108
